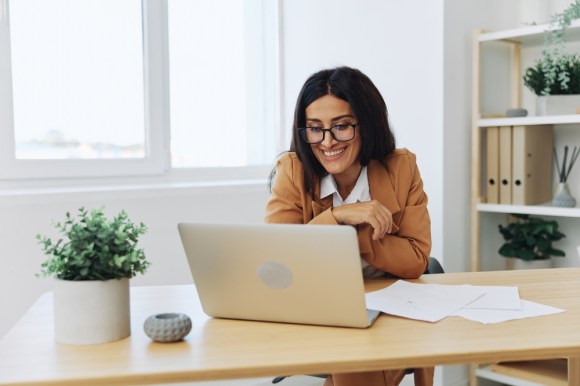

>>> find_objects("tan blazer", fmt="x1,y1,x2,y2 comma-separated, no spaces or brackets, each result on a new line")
265,148,432,279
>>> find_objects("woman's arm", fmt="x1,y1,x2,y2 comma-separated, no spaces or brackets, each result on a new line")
359,153,431,278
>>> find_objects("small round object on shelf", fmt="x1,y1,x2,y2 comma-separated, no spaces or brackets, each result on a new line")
143,313,192,342
506,108,528,117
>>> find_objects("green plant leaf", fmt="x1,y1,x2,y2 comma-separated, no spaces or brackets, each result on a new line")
498,214,566,260
37,207,150,280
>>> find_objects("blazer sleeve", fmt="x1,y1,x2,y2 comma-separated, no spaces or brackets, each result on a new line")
264,153,338,225
358,152,431,279
264,154,305,224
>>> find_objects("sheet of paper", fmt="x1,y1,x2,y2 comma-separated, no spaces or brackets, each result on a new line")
452,299,565,324
365,280,486,322
463,285,522,310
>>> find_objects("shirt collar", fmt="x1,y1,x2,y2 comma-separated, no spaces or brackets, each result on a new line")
320,166,369,204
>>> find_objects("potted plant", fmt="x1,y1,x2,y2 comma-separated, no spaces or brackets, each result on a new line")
498,214,565,269
523,1,580,115
523,53,580,97
37,207,149,344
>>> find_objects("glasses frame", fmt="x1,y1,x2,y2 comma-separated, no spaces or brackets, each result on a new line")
298,123,358,144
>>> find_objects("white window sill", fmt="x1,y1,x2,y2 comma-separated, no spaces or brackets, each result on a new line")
0,166,272,204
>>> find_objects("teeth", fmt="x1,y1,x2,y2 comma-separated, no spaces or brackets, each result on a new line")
323,148,345,157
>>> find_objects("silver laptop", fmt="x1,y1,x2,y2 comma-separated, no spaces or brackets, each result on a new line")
178,222,380,328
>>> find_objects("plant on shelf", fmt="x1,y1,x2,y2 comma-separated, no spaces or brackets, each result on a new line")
498,214,565,261
523,1,580,97
37,207,150,345
544,0,580,55
38,207,150,280
523,53,580,96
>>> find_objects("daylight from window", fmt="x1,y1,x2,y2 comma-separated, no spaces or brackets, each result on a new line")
9,0,146,160
168,0,248,167
7,0,275,169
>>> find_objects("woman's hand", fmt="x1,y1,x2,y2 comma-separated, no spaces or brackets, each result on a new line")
332,200,393,240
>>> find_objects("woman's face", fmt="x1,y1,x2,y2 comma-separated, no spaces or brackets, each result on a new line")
305,94,361,181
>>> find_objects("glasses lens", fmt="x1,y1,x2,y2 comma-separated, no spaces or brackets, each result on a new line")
301,127,323,143
332,124,355,141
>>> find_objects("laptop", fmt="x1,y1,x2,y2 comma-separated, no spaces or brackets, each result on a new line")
177,222,380,328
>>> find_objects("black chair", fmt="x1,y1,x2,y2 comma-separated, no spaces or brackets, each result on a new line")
272,257,444,384
425,256,444,274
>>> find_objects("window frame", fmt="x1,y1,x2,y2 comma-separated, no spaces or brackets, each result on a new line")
0,0,281,182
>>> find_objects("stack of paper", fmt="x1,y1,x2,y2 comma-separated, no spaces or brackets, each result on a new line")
365,280,564,324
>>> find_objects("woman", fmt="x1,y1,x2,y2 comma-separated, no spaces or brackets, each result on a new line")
265,66,433,386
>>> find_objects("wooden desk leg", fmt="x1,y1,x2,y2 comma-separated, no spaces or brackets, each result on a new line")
469,363,478,386
568,357,580,385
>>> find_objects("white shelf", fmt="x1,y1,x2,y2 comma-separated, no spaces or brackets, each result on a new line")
478,115,580,127
476,360,567,386
477,202,580,218
478,19,580,45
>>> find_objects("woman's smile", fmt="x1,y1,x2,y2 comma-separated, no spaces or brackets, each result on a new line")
322,146,346,158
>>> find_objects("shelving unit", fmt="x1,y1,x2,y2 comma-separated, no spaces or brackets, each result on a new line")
471,21,580,386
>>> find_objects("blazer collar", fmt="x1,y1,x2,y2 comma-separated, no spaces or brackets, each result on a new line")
312,184,333,217
312,182,332,217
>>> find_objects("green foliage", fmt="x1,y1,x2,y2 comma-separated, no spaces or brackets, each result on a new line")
523,53,580,96
37,207,150,281
545,0,580,53
523,1,580,96
498,214,566,261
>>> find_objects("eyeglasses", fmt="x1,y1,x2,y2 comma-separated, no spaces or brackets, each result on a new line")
298,123,358,144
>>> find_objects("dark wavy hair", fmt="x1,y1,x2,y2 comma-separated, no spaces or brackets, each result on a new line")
271,66,396,196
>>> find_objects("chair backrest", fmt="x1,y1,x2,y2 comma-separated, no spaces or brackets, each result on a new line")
426,257,444,274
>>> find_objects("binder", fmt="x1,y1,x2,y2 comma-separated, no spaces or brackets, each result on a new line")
499,126,512,204
511,125,553,205
486,127,500,204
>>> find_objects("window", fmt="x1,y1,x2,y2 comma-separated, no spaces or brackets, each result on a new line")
0,0,279,180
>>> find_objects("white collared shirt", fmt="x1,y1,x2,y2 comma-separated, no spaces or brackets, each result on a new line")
320,167,384,277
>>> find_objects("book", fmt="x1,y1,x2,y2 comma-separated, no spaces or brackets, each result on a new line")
511,125,553,205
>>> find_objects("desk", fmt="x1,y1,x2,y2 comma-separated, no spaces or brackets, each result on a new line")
1,268,580,386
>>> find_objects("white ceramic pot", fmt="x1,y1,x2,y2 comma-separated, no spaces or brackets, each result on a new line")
512,258,553,270
536,94,580,116
53,278,130,345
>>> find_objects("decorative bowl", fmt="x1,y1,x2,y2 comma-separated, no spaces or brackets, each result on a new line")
143,313,192,342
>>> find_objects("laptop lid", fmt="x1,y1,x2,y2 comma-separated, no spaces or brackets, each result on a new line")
178,222,379,328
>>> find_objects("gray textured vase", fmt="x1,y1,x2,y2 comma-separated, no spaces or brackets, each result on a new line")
552,182,576,207
143,313,192,342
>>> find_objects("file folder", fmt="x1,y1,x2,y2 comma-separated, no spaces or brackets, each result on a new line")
512,125,553,205
499,126,512,204
486,127,500,204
